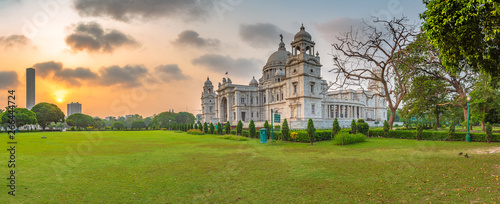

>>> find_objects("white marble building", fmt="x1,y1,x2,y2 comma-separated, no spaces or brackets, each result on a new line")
201,25,386,129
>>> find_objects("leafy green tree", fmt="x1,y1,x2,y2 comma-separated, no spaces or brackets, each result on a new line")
112,121,125,130
198,122,203,131
93,118,105,130
331,118,341,141
350,119,357,134
150,112,176,129
131,120,146,130
307,119,316,146
194,123,198,130
281,119,289,141
383,120,390,137
31,103,65,131
1,108,37,128
448,120,455,141
224,122,230,134
236,120,243,136
175,112,196,124
217,122,222,135
249,120,256,138
421,0,500,83
209,123,214,134
485,122,493,143
67,113,94,129
470,74,500,132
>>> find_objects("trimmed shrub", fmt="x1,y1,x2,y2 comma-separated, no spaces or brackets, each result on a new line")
486,122,492,143
281,119,289,141
357,122,369,135
224,122,230,134
334,133,366,145
307,119,316,145
448,121,455,141
249,120,256,138
264,120,270,138
351,119,357,134
203,122,208,134
290,132,298,141
332,118,341,140
209,123,215,134
383,120,389,137
217,122,222,135
236,120,243,135
187,129,203,135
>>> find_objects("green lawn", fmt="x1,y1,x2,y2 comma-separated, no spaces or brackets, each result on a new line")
1,131,499,203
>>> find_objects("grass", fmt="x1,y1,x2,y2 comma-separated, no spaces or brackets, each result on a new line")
1,130,499,203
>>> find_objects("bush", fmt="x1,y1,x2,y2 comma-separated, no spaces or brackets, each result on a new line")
274,125,281,131
368,128,500,142
307,119,316,145
217,122,222,135
290,132,298,141
237,120,243,135
332,118,341,140
486,122,492,143
264,120,270,138
357,122,369,135
249,120,256,138
448,121,455,141
281,119,289,141
209,123,215,134
394,124,399,127
383,120,390,137
224,122,231,134
187,129,203,135
334,133,366,145
351,119,357,134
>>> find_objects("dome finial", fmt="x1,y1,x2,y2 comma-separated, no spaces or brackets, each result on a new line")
301,24,305,30
279,34,283,42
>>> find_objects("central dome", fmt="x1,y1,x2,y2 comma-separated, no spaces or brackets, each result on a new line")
265,41,288,67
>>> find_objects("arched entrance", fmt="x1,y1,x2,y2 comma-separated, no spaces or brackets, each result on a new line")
221,97,228,122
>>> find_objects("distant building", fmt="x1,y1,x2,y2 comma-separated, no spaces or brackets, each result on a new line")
67,102,82,117
26,68,35,110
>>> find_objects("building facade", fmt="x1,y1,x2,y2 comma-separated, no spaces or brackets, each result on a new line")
26,68,35,110
201,26,386,129
67,102,82,117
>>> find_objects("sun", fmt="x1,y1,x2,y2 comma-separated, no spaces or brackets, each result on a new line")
54,90,67,103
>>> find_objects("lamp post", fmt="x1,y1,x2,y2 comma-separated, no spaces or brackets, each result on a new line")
466,96,471,142
169,120,171,130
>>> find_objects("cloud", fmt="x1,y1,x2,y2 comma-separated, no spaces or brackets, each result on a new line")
314,17,361,43
239,23,293,48
32,61,98,86
32,61,63,78
0,71,19,90
73,0,213,22
97,65,149,87
65,22,138,53
172,30,220,48
192,54,262,78
0,35,30,48
155,64,190,82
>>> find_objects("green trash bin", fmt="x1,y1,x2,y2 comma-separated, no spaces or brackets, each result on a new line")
260,128,267,143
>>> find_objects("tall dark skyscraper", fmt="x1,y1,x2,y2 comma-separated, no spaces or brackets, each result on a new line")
26,68,35,110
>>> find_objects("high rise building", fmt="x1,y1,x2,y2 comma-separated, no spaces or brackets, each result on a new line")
67,102,82,117
26,68,35,110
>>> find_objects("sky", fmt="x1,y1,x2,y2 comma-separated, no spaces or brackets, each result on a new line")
0,0,426,118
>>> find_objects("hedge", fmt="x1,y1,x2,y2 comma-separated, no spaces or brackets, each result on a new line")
333,133,366,145
369,129,500,142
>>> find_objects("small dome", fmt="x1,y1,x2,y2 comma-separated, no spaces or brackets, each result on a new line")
249,76,258,86
274,69,285,77
204,77,212,86
294,24,311,41
266,41,288,67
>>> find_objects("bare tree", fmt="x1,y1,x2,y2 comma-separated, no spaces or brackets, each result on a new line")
330,17,418,128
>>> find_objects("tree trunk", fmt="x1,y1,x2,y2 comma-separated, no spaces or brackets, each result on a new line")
481,121,485,132
388,107,396,129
